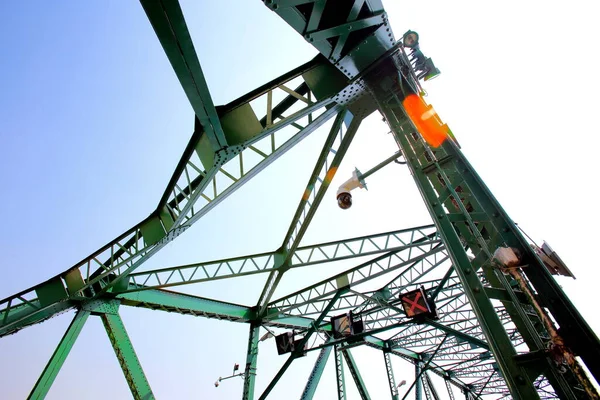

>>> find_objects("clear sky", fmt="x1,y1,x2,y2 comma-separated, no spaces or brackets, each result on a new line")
0,0,599,399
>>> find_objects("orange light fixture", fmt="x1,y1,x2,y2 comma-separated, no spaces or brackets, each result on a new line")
402,94,449,148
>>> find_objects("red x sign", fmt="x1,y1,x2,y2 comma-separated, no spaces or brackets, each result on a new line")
401,289,429,317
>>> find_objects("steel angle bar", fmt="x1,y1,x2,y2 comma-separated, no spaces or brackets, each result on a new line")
120,251,276,293
342,349,371,400
300,337,334,400
281,109,364,258
267,245,445,319
27,310,91,400
256,109,364,315
334,345,347,400
290,225,438,267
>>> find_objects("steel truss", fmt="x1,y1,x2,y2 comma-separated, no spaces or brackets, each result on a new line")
1,1,599,399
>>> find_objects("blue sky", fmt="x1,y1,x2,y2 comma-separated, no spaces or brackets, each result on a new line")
1,1,599,399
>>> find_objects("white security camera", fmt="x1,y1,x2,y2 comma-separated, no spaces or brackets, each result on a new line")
336,170,364,210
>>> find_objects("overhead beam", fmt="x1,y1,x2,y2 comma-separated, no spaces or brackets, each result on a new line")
140,0,226,151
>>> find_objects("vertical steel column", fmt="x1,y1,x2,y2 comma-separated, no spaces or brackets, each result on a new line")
27,310,90,400
383,350,399,400
342,349,371,400
335,345,346,400
242,323,260,400
415,363,423,400
300,339,333,399
101,311,154,400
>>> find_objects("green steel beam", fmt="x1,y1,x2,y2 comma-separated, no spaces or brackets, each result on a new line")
279,108,352,255
373,86,541,399
383,350,399,400
334,345,347,400
423,319,489,351
242,323,260,400
341,349,371,400
267,245,445,319
401,337,448,400
414,362,422,400
0,298,74,338
256,108,366,315
264,0,394,78
300,338,333,400
259,291,343,400
115,225,438,294
140,0,226,151
27,310,90,400
0,98,342,337
117,288,254,321
101,310,154,400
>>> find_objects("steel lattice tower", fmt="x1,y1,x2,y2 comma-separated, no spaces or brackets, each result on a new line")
1,1,599,399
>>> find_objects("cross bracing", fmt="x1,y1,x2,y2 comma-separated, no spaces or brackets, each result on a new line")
1,1,599,400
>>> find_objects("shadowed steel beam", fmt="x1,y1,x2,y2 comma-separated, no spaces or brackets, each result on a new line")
335,345,346,400
300,338,333,399
140,0,226,150
342,349,371,400
242,323,260,400
101,311,154,400
27,310,90,400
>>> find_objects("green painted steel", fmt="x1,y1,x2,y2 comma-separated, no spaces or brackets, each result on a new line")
101,311,154,400
334,345,346,400
140,0,227,151
259,291,344,400
256,108,365,315
118,288,255,321
300,339,333,400
27,310,90,400
2,1,599,399
242,324,260,400
341,349,371,400
383,351,399,400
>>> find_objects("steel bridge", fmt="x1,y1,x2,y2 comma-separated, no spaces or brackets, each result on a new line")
1,1,599,399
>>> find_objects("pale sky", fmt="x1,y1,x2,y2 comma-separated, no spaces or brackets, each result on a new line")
0,1,598,399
